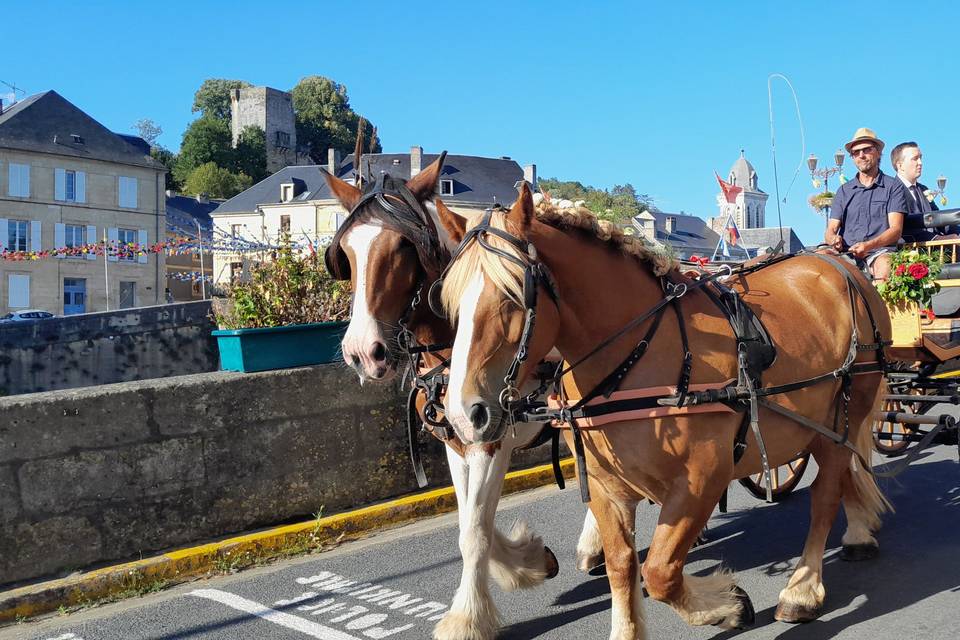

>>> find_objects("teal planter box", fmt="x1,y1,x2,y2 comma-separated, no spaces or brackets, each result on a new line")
213,321,349,373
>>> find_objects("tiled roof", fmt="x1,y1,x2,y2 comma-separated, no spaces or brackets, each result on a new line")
213,152,527,214
0,91,164,170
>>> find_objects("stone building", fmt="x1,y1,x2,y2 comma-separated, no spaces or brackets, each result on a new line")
0,91,166,315
713,150,769,231
211,146,535,287
230,86,297,173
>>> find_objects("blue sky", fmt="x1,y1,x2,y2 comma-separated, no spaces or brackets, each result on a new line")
4,0,958,245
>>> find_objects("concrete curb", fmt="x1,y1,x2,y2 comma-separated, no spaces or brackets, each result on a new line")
0,457,574,624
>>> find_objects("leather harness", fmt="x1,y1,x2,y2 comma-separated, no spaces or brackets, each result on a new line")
438,213,890,503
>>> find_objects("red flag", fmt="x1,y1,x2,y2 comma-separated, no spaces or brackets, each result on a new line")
725,214,741,246
715,172,743,204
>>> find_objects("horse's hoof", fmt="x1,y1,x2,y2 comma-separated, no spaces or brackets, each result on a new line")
715,586,755,629
775,600,821,624
433,611,496,640
544,546,559,579
840,543,879,562
576,550,604,573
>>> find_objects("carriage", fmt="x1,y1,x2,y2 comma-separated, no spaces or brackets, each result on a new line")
738,209,960,501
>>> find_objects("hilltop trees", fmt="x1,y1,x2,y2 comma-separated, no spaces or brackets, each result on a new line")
538,178,656,225
291,76,381,162
155,76,379,199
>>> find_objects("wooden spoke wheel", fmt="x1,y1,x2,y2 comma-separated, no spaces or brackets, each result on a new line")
873,395,920,457
738,452,810,502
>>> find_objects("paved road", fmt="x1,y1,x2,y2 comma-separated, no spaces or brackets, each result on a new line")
6,431,959,640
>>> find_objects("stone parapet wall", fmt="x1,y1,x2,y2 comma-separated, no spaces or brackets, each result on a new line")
0,301,217,396
0,365,555,587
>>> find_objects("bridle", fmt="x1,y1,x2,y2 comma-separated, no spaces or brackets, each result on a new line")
427,206,560,413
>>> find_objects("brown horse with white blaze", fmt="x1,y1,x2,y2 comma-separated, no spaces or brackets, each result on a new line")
438,184,892,639
323,159,606,640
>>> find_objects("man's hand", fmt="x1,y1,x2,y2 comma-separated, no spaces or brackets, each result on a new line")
830,235,844,251
848,241,869,258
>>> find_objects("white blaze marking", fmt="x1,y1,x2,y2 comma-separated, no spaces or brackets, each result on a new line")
344,223,383,345
446,272,485,438
189,589,362,640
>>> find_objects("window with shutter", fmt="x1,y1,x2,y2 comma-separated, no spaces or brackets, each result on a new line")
119,176,138,208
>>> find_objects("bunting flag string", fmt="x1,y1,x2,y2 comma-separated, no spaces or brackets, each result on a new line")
0,234,335,262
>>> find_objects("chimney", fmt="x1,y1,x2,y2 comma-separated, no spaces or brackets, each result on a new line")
196,193,208,204
0,98,3,115
165,189,177,198
328,148,341,175
410,146,423,177
523,164,537,190
665,216,676,233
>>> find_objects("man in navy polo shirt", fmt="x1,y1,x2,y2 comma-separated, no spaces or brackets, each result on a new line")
826,127,908,281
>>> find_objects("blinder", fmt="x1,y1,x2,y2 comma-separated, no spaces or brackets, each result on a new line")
324,167,444,282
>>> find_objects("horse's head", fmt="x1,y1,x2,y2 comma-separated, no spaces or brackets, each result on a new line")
323,155,453,381
440,184,561,444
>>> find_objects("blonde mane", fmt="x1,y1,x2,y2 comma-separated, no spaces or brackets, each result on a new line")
441,209,527,321
441,201,677,320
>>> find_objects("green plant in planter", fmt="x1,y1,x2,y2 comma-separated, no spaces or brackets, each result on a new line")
216,236,352,329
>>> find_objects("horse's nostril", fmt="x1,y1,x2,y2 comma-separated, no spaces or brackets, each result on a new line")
469,402,490,430
350,354,360,368
371,341,386,362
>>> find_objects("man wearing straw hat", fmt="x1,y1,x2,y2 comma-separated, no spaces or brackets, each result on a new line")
826,127,908,281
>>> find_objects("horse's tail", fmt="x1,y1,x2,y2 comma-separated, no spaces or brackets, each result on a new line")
848,379,893,531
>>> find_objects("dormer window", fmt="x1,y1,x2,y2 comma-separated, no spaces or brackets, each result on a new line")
281,183,294,203
71,134,84,145
439,179,454,196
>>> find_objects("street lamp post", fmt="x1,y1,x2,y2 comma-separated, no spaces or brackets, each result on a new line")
808,150,846,222
926,175,949,207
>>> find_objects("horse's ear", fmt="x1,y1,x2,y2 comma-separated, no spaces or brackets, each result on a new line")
322,168,362,211
507,181,535,234
435,198,466,244
406,151,448,202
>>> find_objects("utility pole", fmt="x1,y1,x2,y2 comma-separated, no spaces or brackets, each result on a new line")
102,230,110,311
196,219,206,300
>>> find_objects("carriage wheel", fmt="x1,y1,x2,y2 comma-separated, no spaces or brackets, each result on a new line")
872,396,919,456
738,452,810,502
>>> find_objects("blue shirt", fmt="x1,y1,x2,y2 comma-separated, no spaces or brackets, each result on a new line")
830,170,907,248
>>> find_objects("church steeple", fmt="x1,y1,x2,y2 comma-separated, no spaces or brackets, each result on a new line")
715,149,769,230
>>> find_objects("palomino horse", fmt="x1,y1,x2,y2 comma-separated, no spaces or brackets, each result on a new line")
438,184,891,639
322,159,604,640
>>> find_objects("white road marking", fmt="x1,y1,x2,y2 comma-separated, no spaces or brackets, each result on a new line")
189,589,363,640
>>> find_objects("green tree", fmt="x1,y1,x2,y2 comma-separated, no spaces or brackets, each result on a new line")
151,146,181,192
192,78,251,120
132,118,163,146
537,178,656,225
232,125,268,183
173,116,234,186
183,162,252,199
291,75,381,163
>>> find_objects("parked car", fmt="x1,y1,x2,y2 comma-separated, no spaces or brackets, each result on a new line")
0,309,56,322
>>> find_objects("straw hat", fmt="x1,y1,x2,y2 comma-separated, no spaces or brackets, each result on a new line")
844,127,885,154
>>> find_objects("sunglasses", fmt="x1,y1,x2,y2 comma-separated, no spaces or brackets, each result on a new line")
850,146,877,156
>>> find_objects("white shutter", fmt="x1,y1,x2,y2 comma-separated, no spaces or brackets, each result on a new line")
20,164,29,197
55,168,66,201
55,223,65,258
119,176,138,208
76,171,86,203
0,218,7,250
8,274,29,308
86,225,97,260
30,221,41,252
107,227,119,262
137,229,148,264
